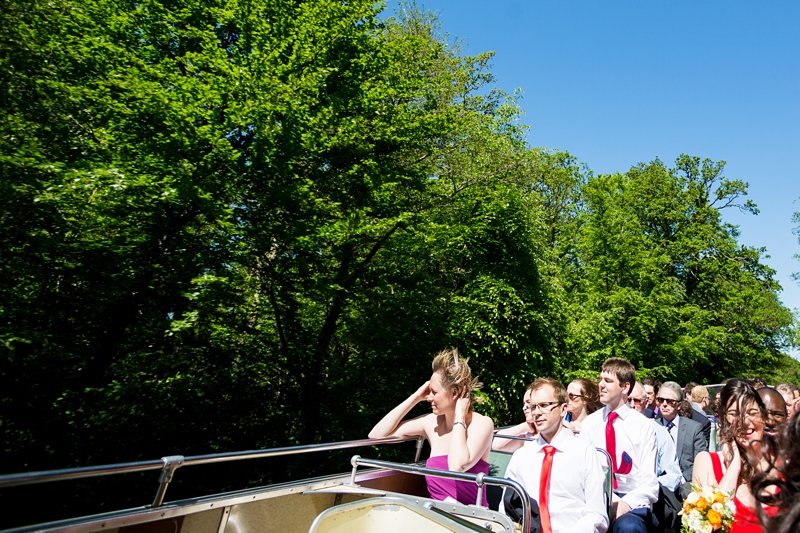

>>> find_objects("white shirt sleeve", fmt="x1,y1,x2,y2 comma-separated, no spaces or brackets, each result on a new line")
620,419,659,510
576,446,609,533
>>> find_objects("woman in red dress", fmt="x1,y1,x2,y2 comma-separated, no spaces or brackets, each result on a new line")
692,379,775,533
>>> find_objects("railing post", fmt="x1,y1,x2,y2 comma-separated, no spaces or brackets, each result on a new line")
474,472,484,507
152,455,184,508
414,436,424,463
349,455,361,485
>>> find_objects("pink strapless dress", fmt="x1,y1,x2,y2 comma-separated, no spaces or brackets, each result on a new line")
425,455,489,506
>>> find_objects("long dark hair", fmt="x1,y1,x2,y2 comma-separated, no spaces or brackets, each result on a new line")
714,378,767,484
752,413,800,533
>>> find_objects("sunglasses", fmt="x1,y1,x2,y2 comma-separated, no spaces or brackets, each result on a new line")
656,397,678,407
568,393,584,401
627,398,644,405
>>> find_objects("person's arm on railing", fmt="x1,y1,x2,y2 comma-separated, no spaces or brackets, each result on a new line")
368,381,430,439
492,423,534,452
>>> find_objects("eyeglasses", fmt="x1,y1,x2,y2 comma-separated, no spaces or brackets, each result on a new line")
656,397,678,407
627,398,644,405
523,401,562,412
568,393,584,401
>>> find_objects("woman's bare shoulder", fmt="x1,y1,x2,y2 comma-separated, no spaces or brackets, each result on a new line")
470,412,495,429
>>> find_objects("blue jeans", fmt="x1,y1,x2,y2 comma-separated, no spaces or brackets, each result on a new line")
612,507,654,533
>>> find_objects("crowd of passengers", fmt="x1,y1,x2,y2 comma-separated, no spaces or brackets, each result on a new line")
369,348,800,533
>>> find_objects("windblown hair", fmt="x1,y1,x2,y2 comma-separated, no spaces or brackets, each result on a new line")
752,412,800,533
431,348,482,410
570,378,603,414
601,357,636,395
714,378,767,484
529,378,568,404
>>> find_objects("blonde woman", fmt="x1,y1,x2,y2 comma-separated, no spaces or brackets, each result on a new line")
564,378,602,434
369,348,494,505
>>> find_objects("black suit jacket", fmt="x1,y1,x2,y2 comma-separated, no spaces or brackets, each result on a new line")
690,408,711,447
655,414,708,482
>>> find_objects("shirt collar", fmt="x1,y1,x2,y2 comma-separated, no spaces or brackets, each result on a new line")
533,426,571,452
604,402,632,420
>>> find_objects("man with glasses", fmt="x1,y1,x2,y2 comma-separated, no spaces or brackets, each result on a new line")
653,381,706,483
628,383,682,492
580,358,658,533
502,378,608,533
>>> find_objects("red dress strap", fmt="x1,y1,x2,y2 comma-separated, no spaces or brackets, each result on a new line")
709,452,724,483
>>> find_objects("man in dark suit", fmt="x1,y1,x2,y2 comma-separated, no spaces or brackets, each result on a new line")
688,385,712,446
655,381,707,482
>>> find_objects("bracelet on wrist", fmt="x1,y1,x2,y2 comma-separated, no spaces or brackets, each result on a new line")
453,421,467,429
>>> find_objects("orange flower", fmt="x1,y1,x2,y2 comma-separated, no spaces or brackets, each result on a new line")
707,509,723,529
714,492,726,504
683,504,692,515
695,498,709,512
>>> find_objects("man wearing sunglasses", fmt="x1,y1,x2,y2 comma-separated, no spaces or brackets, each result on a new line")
653,381,707,484
502,378,608,533
579,358,658,533
628,383,682,492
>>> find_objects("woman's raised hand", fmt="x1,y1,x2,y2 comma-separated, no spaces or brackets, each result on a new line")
455,388,471,420
415,381,431,402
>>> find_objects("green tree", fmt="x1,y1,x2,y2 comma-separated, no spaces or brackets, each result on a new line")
559,155,793,382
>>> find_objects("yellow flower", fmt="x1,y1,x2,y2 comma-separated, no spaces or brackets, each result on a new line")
707,509,722,529
713,492,726,504
695,498,709,512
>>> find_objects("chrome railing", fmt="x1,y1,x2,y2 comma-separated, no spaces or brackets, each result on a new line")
349,455,531,533
0,436,425,507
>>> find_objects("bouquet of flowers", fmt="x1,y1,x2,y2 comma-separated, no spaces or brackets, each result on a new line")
680,484,736,533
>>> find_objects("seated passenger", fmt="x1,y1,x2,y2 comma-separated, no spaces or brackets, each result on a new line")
501,378,608,533
565,378,603,434
493,384,537,453
368,347,494,506
628,382,682,491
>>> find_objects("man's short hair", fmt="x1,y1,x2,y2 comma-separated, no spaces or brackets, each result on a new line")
601,357,636,395
776,383,794,395
749,377,767,390
685,381,699,397
660,381,684,401
530,377,568,404
691,385,709,403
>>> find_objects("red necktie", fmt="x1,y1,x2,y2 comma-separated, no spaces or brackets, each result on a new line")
539,445,556,533
606,411,619,490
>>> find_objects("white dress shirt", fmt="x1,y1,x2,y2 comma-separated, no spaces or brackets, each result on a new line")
650,420,683,491
579,404,658,510
502,428,609,533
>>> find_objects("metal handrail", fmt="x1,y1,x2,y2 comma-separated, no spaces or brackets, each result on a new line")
491,434,536,442
0,436,425,507
349,455,531,533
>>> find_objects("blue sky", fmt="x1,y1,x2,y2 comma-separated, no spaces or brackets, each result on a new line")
385,0,800,347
